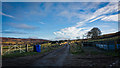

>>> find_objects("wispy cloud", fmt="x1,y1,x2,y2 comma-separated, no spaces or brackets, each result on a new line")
77,2,118,24
1,30,28,34
2,0,119,2
89,16,105,22
87,2,118,22
0,12,15,18
57,3,101,20
9,23,37,29
39,22,45,24
54,2,118,40
101,14,118,21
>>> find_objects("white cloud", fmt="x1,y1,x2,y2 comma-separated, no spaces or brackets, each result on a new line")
89,16,105,22
58,2,118,22
9,23,37,29
57,2,101,20
2,0,119,2
101,14,118,21
2,30,28,34
39,22,45,24
75,21,86,27
54,2,118,40
0,12,15,18
79,2,118,23
54,26,91,39
87,2,118,22
102,28,118,34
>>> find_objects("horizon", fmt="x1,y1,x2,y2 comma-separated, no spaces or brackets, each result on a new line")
1,2,118,40
0,31,119,41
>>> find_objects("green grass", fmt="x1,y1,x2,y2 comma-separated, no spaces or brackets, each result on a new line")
70,43,84,55
70,42,119,57
2,52,42,59
71,49,84,54
86,36,119,42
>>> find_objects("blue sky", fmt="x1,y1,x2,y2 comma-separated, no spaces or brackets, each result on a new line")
1,2,118,40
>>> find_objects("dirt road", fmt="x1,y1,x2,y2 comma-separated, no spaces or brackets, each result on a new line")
2,45,119,67
32,45,119,67
32,45,69,66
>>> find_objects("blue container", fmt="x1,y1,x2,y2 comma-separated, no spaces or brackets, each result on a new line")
34,45,41,52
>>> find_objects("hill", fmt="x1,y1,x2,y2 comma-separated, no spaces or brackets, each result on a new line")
0,37,49,45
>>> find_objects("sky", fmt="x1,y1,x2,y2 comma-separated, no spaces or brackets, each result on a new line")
1,2,119,40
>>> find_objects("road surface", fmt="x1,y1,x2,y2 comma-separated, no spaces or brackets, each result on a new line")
32,45,69,66
3,45,119,67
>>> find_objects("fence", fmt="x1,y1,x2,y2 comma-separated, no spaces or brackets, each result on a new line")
82,36,120,51
1,44,33,55
1,43,64,56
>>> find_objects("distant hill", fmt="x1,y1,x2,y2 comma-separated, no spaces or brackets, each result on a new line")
0,37,49,45
96,31,120,39
72,31,120,42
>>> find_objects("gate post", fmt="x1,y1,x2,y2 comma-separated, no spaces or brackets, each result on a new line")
1,45,2,56
20,45,22,53
26,44,28,52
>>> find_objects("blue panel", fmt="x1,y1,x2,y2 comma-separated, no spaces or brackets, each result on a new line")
96,43,120,50
103,45,108,50
109,45,115,50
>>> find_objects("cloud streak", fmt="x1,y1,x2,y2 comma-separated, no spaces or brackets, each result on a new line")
0,12,15,18
2,0,119,2
1,30,28,34
54,2,118,40
39,22,45,24
9,23,37,29
101,14,118,21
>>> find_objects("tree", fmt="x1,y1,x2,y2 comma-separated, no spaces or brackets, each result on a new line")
76,36,80,39
86,27,101,39
87,31,92,38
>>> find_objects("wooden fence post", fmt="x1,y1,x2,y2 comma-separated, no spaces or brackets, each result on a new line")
20,45,21,53
1,45,2,56
33,45,35,52
26,44,28,52
9,45,10,54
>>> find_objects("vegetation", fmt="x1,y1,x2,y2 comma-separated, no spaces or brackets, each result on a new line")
3,52,41,59
2,30,120,59
2,42,64,59
70,42,84,54
86,27,101,39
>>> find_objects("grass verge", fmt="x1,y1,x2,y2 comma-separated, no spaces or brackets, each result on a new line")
70,43,84,55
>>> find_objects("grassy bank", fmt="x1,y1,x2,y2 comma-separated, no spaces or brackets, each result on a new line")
70,43,84,54
69,42,119,57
